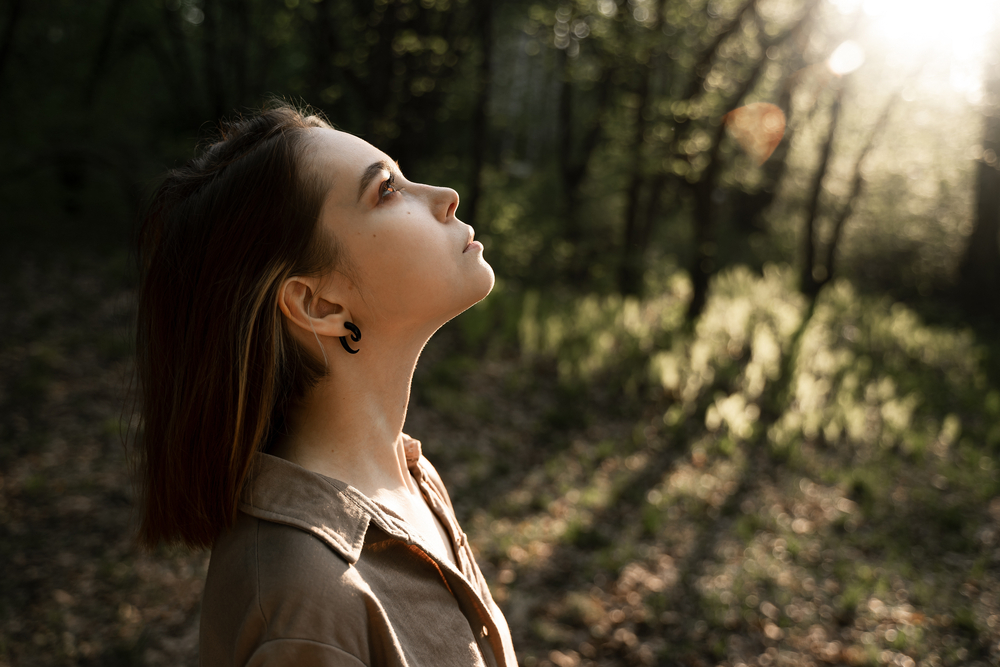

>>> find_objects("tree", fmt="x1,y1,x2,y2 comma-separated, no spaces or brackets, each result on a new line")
958,25,1000,307
659,0,823,317
0,0,25,92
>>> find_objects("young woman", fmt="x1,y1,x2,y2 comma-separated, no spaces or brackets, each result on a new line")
135,104,516,666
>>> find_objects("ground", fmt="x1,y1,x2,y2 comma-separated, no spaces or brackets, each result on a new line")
1,254,998,666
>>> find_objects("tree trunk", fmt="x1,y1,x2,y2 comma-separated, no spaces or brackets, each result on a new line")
958,142,1000,299
685,119,728,320
800,88,841,297
202,0,226,120
958,38,1000,305
160,2,202,120
823,81,906,287
617,61,653,296
84,0,126,108
229,0,250,105
0,0,24,90
367,5,403,151
466,0,492,229
617,0,668,296
557,44,612,281
556,46,573,194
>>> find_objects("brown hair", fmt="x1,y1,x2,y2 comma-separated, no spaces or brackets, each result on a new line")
135,104,337,549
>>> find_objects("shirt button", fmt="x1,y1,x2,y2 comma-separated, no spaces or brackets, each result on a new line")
481,625,489,637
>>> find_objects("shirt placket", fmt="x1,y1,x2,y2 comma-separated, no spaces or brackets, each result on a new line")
410,472,506,667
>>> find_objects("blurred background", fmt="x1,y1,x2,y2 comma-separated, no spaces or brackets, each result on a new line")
2,0,1000,665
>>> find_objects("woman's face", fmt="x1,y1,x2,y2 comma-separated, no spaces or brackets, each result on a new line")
303,128,494,332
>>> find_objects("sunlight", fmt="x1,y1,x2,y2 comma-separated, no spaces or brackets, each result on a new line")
828,40,865,76
863,0,994,49
831,0,997,98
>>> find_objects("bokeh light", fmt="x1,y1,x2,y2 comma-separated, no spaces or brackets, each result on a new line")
827,40,866,75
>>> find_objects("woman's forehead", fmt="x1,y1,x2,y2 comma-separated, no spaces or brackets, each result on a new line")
303,128,386,201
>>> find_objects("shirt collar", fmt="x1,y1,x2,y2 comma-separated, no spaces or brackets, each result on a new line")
238,450,421,564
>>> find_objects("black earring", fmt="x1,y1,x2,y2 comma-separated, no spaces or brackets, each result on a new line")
339,321,361,354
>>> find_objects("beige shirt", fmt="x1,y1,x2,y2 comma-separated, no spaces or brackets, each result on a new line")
199,445,517,667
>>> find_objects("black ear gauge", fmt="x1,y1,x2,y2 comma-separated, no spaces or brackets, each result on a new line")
339,321,361,354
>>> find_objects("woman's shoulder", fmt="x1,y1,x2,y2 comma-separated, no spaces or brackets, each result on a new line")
201,452,389,666
205,511,371,605
201,513,375,666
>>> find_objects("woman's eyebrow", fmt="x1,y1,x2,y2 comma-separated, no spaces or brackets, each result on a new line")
356,160,393,203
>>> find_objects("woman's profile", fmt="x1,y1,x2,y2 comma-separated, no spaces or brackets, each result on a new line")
133,103,515,666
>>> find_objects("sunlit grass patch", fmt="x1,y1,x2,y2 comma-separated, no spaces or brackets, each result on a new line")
444,263,1000,666
517,276,689,386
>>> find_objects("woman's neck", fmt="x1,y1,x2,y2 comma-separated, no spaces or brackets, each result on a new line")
272,326,431,499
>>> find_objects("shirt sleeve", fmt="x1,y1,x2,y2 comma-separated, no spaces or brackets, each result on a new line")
246,638,368,666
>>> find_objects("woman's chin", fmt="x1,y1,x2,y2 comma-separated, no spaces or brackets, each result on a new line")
442,264,495,324
476,261,496,301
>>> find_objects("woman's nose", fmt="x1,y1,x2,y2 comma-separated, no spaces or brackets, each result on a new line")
433,185,459,222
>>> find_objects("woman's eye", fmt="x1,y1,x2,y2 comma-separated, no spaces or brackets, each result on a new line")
378,175,400,202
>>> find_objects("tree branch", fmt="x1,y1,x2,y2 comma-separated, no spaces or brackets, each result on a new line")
682,0,759,100
823,59,929,287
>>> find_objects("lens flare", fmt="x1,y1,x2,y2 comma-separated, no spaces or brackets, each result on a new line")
724,103,787,165
828,40,866,75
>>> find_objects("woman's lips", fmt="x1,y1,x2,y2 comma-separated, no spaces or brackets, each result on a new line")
463,227,480,253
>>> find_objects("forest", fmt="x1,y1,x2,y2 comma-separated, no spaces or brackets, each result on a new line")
1,0,999,664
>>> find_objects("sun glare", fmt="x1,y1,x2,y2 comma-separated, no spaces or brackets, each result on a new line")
830,0,997,100
828,40,865,76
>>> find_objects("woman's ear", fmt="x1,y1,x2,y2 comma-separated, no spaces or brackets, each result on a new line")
278,277,352,337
